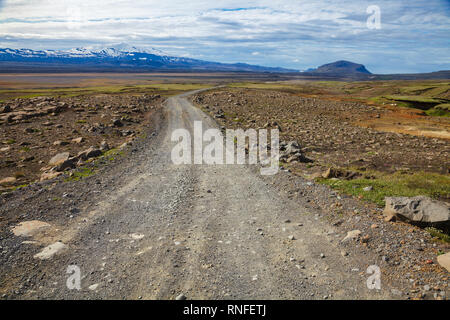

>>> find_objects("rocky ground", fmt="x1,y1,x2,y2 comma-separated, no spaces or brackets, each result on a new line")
0,93,164,192
0,88,448,300
191,88,449,175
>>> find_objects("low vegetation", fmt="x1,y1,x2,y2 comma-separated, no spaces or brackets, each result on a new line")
0,83,210,101
317,171,450,207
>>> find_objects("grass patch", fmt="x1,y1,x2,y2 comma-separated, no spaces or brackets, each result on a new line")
65,167,96,182
4,139,16,145
425,103,450,117
10,184,28,191
317,171,450,207
426,227,450,243
101,148,123,161
0,83,211,101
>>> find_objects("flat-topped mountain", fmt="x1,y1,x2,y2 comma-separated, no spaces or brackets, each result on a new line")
310,60,372,75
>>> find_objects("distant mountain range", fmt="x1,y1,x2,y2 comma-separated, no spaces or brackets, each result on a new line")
0,44,295,73
0,45,448,80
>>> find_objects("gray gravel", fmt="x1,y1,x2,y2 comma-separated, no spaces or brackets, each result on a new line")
1,90,444,300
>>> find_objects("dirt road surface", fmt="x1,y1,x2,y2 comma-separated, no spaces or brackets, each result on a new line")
0,90,404,299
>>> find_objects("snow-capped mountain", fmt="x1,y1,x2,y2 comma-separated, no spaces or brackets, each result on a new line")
0,45,296,73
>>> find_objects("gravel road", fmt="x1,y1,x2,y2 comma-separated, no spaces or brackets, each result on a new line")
0,90,400,299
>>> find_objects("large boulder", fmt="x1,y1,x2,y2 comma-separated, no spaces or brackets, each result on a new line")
383,196,450,227
437,252,450,273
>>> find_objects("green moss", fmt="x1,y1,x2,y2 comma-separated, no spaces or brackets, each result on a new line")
317,171,450,207
426,227,450,243
101,148,123,161
0,83,211,101
10,184,28,191
65,167,96,182
425,104,450,117
5,139,16,145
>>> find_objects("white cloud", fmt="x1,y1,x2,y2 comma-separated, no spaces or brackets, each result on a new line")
0,0,448,73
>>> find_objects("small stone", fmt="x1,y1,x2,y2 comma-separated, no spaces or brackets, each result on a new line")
391,289,402,296
53,140,69,146
175,294,186,300
88,283,99,291
363,186,373,192
288,235,295,240
342,230,361,242
49,152,70,166
112,119,123,127
361,235,370,243
0,177,16,185
33,241,67,260
72,137,84,144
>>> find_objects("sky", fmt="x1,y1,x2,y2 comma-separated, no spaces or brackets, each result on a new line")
0,0,449,74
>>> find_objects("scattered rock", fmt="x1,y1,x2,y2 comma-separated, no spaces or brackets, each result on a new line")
100,141,110,151
175,293,186,300
49,152,70,166
0,176,16,185
322,167,341,179
88,283,99,291
437,252,450,272
40,171,63,181
384,196,450,227
342,229,361,242
55,158,76,172
112,119,123,127
71,137,84,144
53,140,69,146
77,146,102,161
0,105,11,113
130,233,145,240
11,220,50,237
33,241,67,260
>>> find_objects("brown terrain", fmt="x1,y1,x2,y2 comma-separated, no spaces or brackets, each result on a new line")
0,75,448,300
191,87,449,177
0,93,164,192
